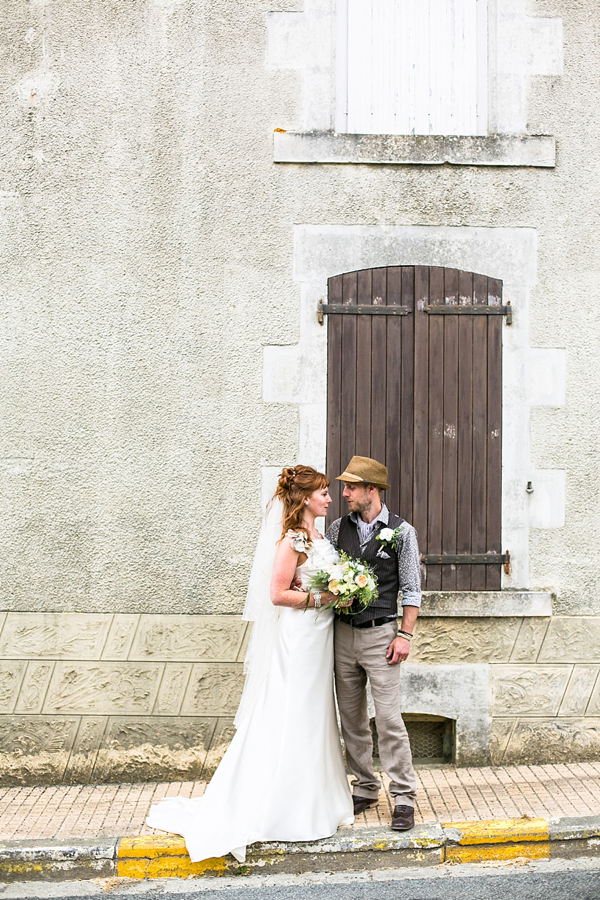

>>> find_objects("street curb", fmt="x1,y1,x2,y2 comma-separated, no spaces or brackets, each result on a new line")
1,817,600,882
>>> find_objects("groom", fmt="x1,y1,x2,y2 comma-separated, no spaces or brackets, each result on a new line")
326,456,421,831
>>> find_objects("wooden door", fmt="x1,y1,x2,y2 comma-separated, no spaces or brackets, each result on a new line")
325,265,507,590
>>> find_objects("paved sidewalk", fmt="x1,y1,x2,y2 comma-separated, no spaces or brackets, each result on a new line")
1,762,599,842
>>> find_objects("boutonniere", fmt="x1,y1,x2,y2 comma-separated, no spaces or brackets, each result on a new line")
375,524,407,551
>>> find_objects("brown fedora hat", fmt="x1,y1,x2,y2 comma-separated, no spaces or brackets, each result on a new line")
336,455,391,491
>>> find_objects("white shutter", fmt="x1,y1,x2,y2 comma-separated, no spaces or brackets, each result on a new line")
342,0,487,136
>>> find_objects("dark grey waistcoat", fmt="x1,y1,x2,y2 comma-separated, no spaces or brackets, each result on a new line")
336,512,404,626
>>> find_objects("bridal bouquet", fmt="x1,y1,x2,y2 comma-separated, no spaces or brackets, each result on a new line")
308,552,378,615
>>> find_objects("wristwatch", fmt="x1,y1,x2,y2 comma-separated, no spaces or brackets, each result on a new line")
313,591,322,609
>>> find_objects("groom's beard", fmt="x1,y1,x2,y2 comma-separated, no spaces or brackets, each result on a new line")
345,496,372,518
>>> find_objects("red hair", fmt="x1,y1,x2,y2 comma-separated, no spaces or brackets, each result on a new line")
275,465,329,543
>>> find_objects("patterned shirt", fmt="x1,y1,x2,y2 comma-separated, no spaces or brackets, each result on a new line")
326,504,422,608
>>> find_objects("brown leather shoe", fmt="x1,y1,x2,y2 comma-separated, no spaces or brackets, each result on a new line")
353,796,378,815
391,804,415,830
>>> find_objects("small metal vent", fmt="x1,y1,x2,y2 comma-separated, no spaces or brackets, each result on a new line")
371,714,454,763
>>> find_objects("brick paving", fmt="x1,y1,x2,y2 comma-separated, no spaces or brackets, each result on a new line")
0,763,599,842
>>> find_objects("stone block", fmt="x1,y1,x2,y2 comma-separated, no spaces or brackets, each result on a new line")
411,618,519,663
15,662,55,714
101,616,140,660
0,716,79,785
491,666,571,716
400,663,490,766
153,664,192,715
181,664,245,716
503,718,600,764
63,717,107,784
0,613,112,660
420,592,552,617
43,662,163,715
129,615,246,662
527,470,566,528
203,717,236,778
510,618,550,662
489,718,516,766
0,662,26,713
558,666,599,716
92,717,217,783
539,618,600,663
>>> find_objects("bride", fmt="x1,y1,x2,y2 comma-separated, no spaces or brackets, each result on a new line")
146,465,354,862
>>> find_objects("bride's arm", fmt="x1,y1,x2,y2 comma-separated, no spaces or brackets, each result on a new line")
270,536,335,609
270,536,314,608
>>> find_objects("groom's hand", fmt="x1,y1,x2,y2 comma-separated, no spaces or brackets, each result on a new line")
290,575,303,591
386,636,410,665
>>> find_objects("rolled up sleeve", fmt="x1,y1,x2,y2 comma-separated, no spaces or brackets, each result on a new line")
397,525,422,608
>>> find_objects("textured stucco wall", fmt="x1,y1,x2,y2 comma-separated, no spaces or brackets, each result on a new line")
0,0,598,619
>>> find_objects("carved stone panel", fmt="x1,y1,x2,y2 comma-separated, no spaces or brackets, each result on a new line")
489,718,515,766
0,662,26,713
15,662,55,714
153,664,192,715
410,618,519,663
558,666,599,716
129,615,246,662
0,613,112,660
539,618,600,663
491,666,571,716
0,716,79,785
63,716,107,784
203,717,236,777
181,664,245,716
236,622,251,662
43,662,163,715
503,718,600,764
93,717,217,782
101,615,140,660
510,618,550,662
584,672,600,716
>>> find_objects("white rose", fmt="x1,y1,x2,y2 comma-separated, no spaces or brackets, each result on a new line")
379,527,394,542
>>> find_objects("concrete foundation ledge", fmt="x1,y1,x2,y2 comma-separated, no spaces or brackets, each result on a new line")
0,839,117,881
1,818,600,882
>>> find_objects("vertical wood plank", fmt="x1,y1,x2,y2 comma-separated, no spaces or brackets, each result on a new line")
441,269,459,589
326,274,344,524
426,267,444,589
486,276,503,588
385,266,402,515
370,268,387,466
400,267,415,521
413,266,429,585
339,271,358,524
355,269,373,457
456,270,474,589
471,272,488,589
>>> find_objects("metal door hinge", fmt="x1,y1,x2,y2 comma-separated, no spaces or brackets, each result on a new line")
422,552,511,575
318,300,410,324
424,301,512,325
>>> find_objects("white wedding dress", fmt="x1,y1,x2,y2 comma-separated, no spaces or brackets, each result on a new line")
146,528,353,863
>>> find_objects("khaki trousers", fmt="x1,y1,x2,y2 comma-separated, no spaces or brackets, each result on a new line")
334,619,417,807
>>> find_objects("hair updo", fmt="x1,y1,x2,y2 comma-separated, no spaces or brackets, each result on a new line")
275,465,330,543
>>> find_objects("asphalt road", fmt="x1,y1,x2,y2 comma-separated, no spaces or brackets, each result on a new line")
3,860,600,900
